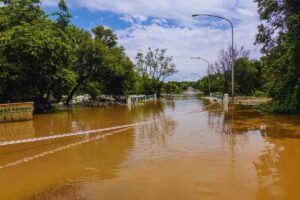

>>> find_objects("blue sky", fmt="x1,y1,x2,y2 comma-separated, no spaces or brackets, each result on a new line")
43,0,261,81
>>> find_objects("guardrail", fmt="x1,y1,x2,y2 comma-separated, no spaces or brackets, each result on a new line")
127,94,157,104
210,93,223,101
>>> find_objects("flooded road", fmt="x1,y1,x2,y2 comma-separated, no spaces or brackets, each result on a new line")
1,97,300,200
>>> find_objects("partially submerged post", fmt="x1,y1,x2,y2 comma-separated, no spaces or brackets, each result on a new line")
0,102,34,123
126,96,132,105
223,94,229,112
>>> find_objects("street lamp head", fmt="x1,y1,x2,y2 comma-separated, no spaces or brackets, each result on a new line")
192,14,212,18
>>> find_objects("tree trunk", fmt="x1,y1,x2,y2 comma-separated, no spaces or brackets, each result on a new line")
65,76,88,106
65,84,80,106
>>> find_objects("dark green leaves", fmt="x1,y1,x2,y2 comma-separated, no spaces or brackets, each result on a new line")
254,0,300,113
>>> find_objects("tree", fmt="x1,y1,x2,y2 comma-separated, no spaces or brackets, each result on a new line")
100,47,136,95
234,58,265,95
211,45,250,94
164,82,180,94
135,48,177,95
53,0,72,30
255,0,300,113
64,26,106,105
92,26,118,49
65,26,136,105
198,73,224,95
0,19,75,112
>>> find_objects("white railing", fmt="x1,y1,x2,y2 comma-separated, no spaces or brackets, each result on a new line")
126,94,157,104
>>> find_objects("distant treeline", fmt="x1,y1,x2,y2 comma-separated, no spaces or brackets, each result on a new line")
162,81,196,94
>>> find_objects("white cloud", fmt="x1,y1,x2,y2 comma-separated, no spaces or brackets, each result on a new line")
44,0,261,81
116,22,260,81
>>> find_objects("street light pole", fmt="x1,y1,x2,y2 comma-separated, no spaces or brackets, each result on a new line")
192,14,234,102
191,57,211,95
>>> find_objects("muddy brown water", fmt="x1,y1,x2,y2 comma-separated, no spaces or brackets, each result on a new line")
1,97,300,200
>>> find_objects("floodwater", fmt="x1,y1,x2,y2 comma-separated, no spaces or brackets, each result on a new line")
1,97,300,200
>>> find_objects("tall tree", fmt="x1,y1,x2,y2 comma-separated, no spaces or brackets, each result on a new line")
135,48,177,95
255,0,300,113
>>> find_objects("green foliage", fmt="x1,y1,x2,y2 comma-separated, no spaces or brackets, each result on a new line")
197,54,266,96
162,82,183,94
255,0,300,113
0,0,45,32
197,73,224,95
0,1,75,112
0,1,139,112
100,47,136,95
64,25,136,104
92,26,118,49
133,75,155,95
177,81,191,91
161,81,197,94
234,58,265,95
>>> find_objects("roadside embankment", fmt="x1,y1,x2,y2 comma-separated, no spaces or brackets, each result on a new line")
233,96,272,106
61,94,156,107
61,95,127,107
201,95,272,106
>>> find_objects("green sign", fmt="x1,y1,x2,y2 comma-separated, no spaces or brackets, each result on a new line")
0,107,32,114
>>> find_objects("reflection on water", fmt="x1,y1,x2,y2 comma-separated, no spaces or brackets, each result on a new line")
204,104,300,199
0,120,35,142
1,98,300,199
